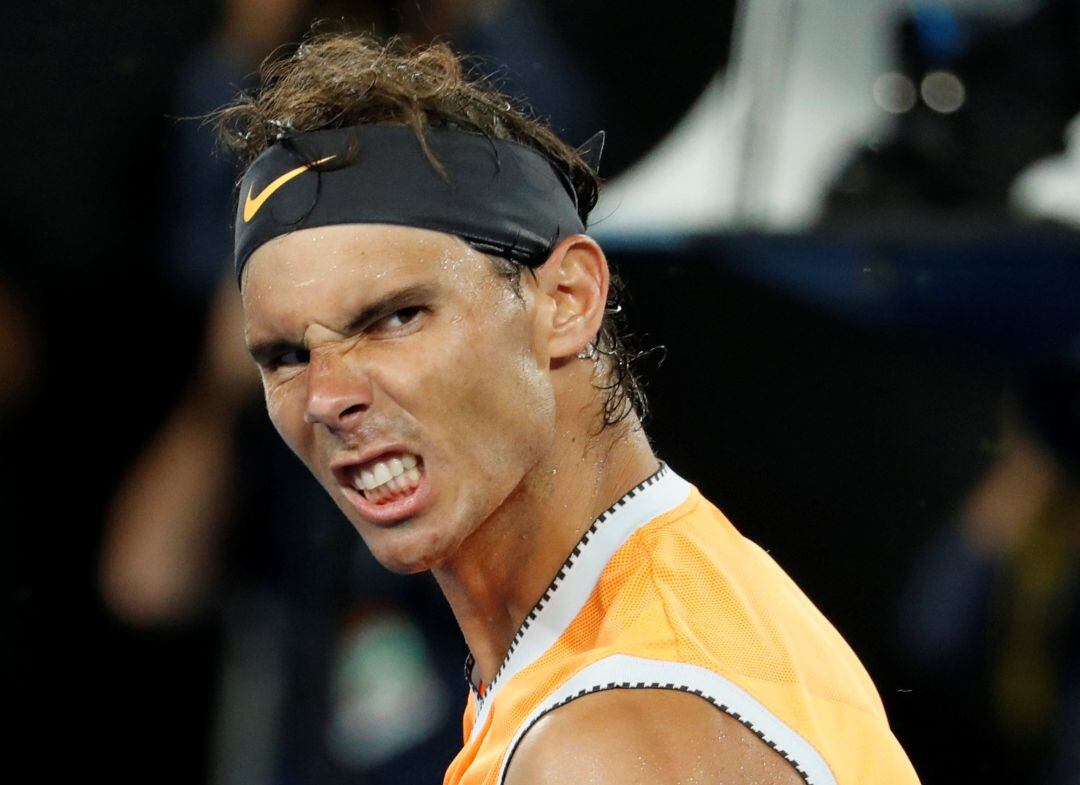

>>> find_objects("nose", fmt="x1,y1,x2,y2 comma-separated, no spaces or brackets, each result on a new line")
303,347,372,430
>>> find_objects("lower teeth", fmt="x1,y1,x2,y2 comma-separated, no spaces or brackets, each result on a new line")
366,477,418,503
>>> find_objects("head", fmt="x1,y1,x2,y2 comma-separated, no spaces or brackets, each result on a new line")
217,32,647,572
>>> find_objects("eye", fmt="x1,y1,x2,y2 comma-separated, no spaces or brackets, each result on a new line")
374,306,424,333
270,348,310,369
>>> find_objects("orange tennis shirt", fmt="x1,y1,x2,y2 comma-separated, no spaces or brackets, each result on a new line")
443,465,920,785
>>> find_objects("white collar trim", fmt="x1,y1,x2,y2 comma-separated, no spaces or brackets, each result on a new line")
467,463,693,743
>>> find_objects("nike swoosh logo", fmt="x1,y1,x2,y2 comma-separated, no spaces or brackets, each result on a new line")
243,155,337,222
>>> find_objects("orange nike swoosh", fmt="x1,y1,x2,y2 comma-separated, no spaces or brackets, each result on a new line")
243,155,336,222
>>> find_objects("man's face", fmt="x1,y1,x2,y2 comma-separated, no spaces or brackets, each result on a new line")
242,224,558,573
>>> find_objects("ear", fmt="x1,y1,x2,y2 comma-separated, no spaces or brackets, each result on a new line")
534,235,610,361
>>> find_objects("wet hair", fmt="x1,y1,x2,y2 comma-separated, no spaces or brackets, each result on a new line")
215,30,648,429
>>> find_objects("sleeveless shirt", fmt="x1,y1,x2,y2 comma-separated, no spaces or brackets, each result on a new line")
442,465,920,785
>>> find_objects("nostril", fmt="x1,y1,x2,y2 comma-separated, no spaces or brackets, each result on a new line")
340,403,367,420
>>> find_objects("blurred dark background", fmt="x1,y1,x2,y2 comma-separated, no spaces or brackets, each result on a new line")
8,1,1080,783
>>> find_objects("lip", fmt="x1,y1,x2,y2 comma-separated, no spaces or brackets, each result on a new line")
330,445,434,527
340,467,434,526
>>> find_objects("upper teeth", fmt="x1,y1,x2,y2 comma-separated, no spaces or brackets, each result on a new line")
355,453,420,491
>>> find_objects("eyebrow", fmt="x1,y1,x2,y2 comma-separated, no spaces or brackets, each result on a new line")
247,283,437,366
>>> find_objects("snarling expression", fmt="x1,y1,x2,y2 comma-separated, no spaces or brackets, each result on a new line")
242,224,557,573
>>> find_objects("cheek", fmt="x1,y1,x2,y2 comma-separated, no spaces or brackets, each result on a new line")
263,377,314,462
377,306,549,452
430,311,553,450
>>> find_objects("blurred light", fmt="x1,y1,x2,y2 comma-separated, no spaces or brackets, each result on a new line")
920,71,966,114
872,72,917,114
912,6,968,63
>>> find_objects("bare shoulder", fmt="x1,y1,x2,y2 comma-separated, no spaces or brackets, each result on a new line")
504,687,805,785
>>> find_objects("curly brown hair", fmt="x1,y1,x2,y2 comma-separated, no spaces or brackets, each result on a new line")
215,30,648,429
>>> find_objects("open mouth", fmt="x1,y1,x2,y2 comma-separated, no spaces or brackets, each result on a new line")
349,452,424,505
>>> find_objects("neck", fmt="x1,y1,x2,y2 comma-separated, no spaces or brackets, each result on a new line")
431,412,658,685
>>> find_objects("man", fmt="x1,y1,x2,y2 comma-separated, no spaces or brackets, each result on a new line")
219,32,920,784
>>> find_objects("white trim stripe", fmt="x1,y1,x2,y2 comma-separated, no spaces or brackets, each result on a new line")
496,654,837,785
468,466,693,743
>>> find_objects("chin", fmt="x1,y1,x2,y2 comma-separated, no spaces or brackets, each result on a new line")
355,518,460,575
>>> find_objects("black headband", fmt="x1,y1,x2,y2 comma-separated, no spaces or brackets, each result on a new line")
234,124,596,283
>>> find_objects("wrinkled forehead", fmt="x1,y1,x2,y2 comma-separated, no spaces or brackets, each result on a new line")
245,222,481,289
240,223,497,323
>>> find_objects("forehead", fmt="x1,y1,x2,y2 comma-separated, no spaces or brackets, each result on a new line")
241,223,491,323
243,223,480,289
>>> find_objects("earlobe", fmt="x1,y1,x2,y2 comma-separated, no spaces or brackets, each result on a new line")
541,235,609,362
